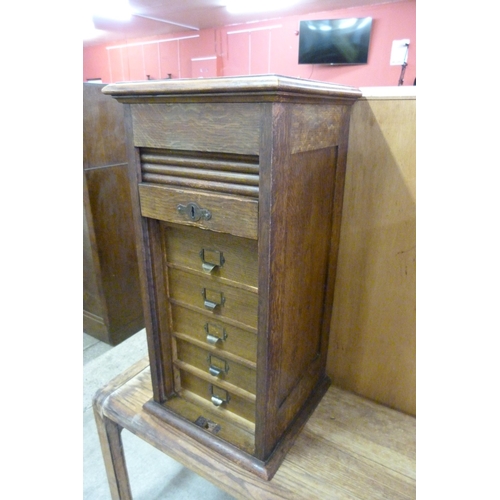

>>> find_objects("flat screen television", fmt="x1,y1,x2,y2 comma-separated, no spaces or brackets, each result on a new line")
298,17,372,65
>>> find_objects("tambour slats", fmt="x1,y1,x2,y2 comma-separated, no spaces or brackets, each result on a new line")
140,149,259,198
142,164,259,186
142,173,259,197
141,151,260,174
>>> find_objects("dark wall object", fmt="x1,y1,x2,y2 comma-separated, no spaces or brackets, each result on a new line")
83,83,144,345
298,17,372,65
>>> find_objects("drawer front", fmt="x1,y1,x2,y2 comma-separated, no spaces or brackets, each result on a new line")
171,305,257,363
180,370,256,423
162,223,258,289
139,184,258,240
168,268,258,330
176,338,256,395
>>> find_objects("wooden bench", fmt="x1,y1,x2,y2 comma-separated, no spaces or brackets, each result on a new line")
93,357,416,499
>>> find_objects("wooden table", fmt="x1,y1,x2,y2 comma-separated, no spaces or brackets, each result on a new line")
93,357,416,499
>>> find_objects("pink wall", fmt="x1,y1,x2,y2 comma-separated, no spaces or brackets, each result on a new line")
83,1,416,87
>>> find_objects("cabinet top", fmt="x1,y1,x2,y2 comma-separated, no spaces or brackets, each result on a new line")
102,74,361,102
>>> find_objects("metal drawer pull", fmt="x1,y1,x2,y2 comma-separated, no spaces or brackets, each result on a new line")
204,323,227,345
209,366,223,377
202,263,217,273
201,288,225,311
206,334,221,345
204,300,218,311
210,385,230,407
207,355,229,377
200,249,225,274
177,202,211,222
211,395,224,406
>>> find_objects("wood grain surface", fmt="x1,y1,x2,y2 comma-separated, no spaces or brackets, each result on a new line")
175,338,257,395
83,83,144,344
131,102,262,155
167,268,259,329
139,183,259,240
94,359,416,500
328,95,416,416
102,74,362,101
161,222,258,290
101,76,364,476
170,305,257,364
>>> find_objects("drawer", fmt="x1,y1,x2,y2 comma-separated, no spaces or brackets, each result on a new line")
171,305,257,363
139,183,258,239
175,338,256,395
162,223,258,289
180,370,256,424
168,268,258,330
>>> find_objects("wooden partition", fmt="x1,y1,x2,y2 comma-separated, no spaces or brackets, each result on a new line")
83,83,144,345
327,88,416,416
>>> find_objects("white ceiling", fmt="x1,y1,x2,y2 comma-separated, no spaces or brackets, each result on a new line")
84,0,403,47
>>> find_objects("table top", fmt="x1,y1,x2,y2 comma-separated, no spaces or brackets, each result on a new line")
94,357,416,500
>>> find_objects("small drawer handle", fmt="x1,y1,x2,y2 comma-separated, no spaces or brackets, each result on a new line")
207,355,229,377
211,395,224,407
202,263,217,273
206,334,221,345
210,385,230,407
177,202,212,222
200,249,225,274
205,323,227,345
204,300,218,311
209,366,223,377
201,289,225,311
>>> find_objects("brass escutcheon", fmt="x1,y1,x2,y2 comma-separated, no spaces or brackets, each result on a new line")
177,202,211,222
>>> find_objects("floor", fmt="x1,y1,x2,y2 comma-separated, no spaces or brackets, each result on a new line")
83,333,113,365
83,330,235,499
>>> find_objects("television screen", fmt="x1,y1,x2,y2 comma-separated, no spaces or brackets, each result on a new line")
298,17,372,65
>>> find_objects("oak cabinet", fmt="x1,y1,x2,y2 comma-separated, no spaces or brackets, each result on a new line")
103,75,360,479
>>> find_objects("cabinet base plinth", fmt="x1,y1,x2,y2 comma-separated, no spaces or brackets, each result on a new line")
143,375,330,480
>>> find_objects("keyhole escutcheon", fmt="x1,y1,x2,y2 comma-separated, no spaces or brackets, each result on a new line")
177,202,212,222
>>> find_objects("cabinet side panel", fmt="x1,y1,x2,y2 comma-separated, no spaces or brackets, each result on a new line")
290,105,343,153
257,103,352,460
275,147,337,404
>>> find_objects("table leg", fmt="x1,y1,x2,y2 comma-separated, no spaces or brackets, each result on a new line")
94,407,133,500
